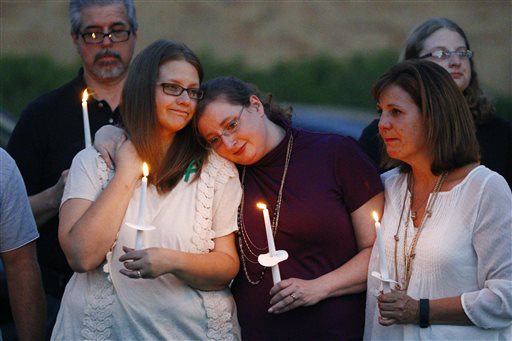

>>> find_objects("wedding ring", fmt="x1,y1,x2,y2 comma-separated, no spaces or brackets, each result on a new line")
290,293,297,300
136,270,142,278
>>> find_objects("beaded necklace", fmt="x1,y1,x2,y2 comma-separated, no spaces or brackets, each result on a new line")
393,171,448,290
237,134,293,285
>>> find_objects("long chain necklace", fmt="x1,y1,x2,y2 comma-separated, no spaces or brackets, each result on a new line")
237,134,294,285
393,171,448,290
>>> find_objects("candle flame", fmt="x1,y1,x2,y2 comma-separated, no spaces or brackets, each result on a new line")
372,211,380,222
142,162,149,177
82,89,89,102
256,203,267,210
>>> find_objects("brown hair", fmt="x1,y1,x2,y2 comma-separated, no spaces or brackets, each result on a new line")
121,39,206,193
399,17,495,124
194,76,292,144
372,60,479,175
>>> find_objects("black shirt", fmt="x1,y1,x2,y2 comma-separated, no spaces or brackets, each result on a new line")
7,69,120,297
358,115,512,189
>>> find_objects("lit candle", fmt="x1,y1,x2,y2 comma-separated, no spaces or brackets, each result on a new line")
81,89,92,148
257,203,281,284
134,162,149,249
372,211,391,293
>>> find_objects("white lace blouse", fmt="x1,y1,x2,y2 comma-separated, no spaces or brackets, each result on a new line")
52,147,242,341
364,166,512,340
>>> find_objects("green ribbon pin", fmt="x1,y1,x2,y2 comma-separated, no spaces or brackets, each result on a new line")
184,159,202,182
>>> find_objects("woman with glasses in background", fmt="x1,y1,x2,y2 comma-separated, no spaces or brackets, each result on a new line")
52,40,242,340
194,76,384,340
358,17,512,189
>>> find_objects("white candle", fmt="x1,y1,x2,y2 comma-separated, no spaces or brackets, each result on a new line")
135,162,149,249
372,211,391,293
81,89,92,148
257,203,281,284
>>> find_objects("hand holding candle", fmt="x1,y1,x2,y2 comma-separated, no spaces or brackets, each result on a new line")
372,211,391,293
256,203,288,284
81,89,92,148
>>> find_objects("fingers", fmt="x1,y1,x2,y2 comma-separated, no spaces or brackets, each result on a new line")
122,259,139,271
378,292,398,303
122,245,134,253
57,169,70,188
97,146,115,169
268,280,295,306
119,132,127,145
105,150,115,170
378,316,396,326
119,268,144,279
61,169,70,180
377,292,418,324
268,292,300,314
118,246,137,262
268,279,305,314
269,279,292,296
119,246,145,279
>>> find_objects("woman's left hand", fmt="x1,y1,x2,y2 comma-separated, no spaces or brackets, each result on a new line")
267,278,324,314
119,246,170,279
377,290,419,326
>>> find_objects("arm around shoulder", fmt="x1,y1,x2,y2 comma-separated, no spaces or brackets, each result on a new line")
59,147,140,272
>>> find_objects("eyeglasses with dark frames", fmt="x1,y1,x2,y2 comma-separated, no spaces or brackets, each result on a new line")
419,49,473,60
158,83,204,100
205,105,245,149
80,30,131,44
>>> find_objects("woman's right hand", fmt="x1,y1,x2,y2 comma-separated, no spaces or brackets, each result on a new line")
377,290,419,326
94,125,126,169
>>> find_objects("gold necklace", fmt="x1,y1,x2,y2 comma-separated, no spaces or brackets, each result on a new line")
409,181,431,222
393,171,448,290
237,134,293,285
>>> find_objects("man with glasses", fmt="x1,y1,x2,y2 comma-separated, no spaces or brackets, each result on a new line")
6,0,137,335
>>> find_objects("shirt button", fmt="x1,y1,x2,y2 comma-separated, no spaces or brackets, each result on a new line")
108,118,114,124
98,102,104,108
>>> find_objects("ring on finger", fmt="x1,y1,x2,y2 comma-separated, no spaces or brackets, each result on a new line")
136,270,142,278
290,293,297,300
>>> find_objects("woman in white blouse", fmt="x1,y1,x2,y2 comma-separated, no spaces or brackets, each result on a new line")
364,60,512,340
52,40,242,340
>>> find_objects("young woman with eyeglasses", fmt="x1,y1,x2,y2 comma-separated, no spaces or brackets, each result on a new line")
53,40,242,340
194,76,384,340
358,17,512,189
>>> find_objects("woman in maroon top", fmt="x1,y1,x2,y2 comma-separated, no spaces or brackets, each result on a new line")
195,76,384,340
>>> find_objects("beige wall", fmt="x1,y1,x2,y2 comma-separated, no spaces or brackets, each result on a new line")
1,1,511,94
